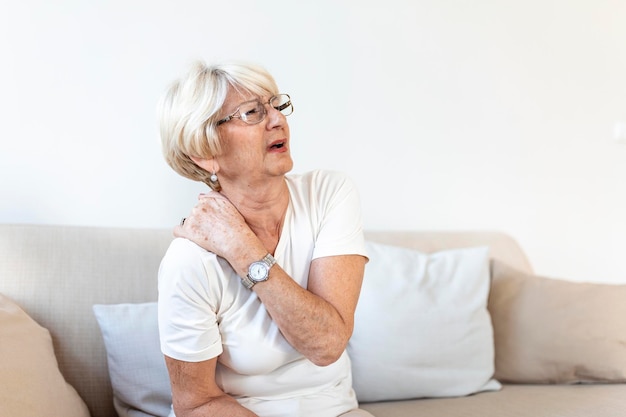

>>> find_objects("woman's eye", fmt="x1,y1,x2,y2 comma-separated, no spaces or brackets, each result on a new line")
275,102,289,112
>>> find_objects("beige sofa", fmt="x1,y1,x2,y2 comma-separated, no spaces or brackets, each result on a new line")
1,224,625,417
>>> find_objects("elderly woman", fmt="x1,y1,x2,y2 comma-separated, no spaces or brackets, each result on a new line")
157,61,371,417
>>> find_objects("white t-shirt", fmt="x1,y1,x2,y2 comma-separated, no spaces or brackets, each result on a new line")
158,170,368,417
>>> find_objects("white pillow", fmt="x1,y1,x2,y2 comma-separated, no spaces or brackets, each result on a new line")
348,242,501,402
93,302,172,417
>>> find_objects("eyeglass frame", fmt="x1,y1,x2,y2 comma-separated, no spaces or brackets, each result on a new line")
216,94,293,126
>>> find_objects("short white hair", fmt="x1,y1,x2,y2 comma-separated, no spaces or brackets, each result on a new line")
158,61,279,189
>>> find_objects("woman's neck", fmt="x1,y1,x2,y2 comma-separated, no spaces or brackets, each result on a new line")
220,177,290,253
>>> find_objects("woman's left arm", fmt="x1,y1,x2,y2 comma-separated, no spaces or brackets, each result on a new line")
175,205,366,366
252,253,367,366
174,204,366,365
173,175,367,365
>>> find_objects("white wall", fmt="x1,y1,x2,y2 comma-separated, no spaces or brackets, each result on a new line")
1,0,625,283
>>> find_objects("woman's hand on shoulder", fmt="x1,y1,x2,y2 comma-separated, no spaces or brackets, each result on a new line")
174,193,258,263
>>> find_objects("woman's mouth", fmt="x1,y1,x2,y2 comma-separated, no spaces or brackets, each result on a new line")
268,140,287,151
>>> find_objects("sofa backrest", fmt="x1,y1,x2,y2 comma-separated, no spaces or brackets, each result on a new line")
0,224,531,417
0,224,173,417
364,230,533,274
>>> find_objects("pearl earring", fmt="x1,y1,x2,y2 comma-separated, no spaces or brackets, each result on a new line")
210,172,218,183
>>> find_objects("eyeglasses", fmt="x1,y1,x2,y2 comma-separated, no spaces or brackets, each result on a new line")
216,94,293,126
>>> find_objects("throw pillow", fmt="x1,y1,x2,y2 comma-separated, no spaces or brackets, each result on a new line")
93,302,172,417
348,242,501,402
0,293,90,417
489,260,626,383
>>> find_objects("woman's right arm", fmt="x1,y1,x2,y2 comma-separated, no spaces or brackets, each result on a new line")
159,240,252,415
165,355,258,417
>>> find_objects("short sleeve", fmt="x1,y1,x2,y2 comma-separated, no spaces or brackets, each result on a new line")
157,238,224,362
310,171,368,260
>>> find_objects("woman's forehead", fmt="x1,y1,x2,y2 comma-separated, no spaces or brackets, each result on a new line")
228,87,258,102
222,86,269,112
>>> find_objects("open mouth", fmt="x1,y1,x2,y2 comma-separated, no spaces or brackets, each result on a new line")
269,141,286,150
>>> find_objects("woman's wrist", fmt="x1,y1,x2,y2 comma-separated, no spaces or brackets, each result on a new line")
229,240,269,279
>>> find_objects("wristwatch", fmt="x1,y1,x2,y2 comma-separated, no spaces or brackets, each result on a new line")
241,253,276,289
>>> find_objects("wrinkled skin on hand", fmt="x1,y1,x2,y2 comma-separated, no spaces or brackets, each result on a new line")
174,193,261,270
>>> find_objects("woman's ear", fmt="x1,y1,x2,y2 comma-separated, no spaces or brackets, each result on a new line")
190,156,219,173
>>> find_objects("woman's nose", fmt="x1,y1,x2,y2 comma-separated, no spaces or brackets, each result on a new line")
265,105,285,129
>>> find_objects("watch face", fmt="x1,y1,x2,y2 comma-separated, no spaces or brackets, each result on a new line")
249,262,268,281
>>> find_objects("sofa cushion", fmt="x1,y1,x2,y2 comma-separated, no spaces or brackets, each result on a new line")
0,293,90,417
348,242,501,402
360,384,626,417
93,302,171,417
490,260,626,383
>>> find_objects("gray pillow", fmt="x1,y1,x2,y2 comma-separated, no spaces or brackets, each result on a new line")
93,302,172,417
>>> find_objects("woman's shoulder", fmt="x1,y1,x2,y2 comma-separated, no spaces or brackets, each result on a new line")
285,170,359,214
159,238,232,295
286,169,353,189
162,237,219,268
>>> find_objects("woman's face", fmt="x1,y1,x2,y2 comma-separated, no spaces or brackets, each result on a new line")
214,87,293,188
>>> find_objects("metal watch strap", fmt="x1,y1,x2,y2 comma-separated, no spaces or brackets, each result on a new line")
242,253,276,289
240,274,256,289
261,253,277,269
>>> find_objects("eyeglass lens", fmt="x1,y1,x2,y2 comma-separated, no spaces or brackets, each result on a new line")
238,94,293,124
